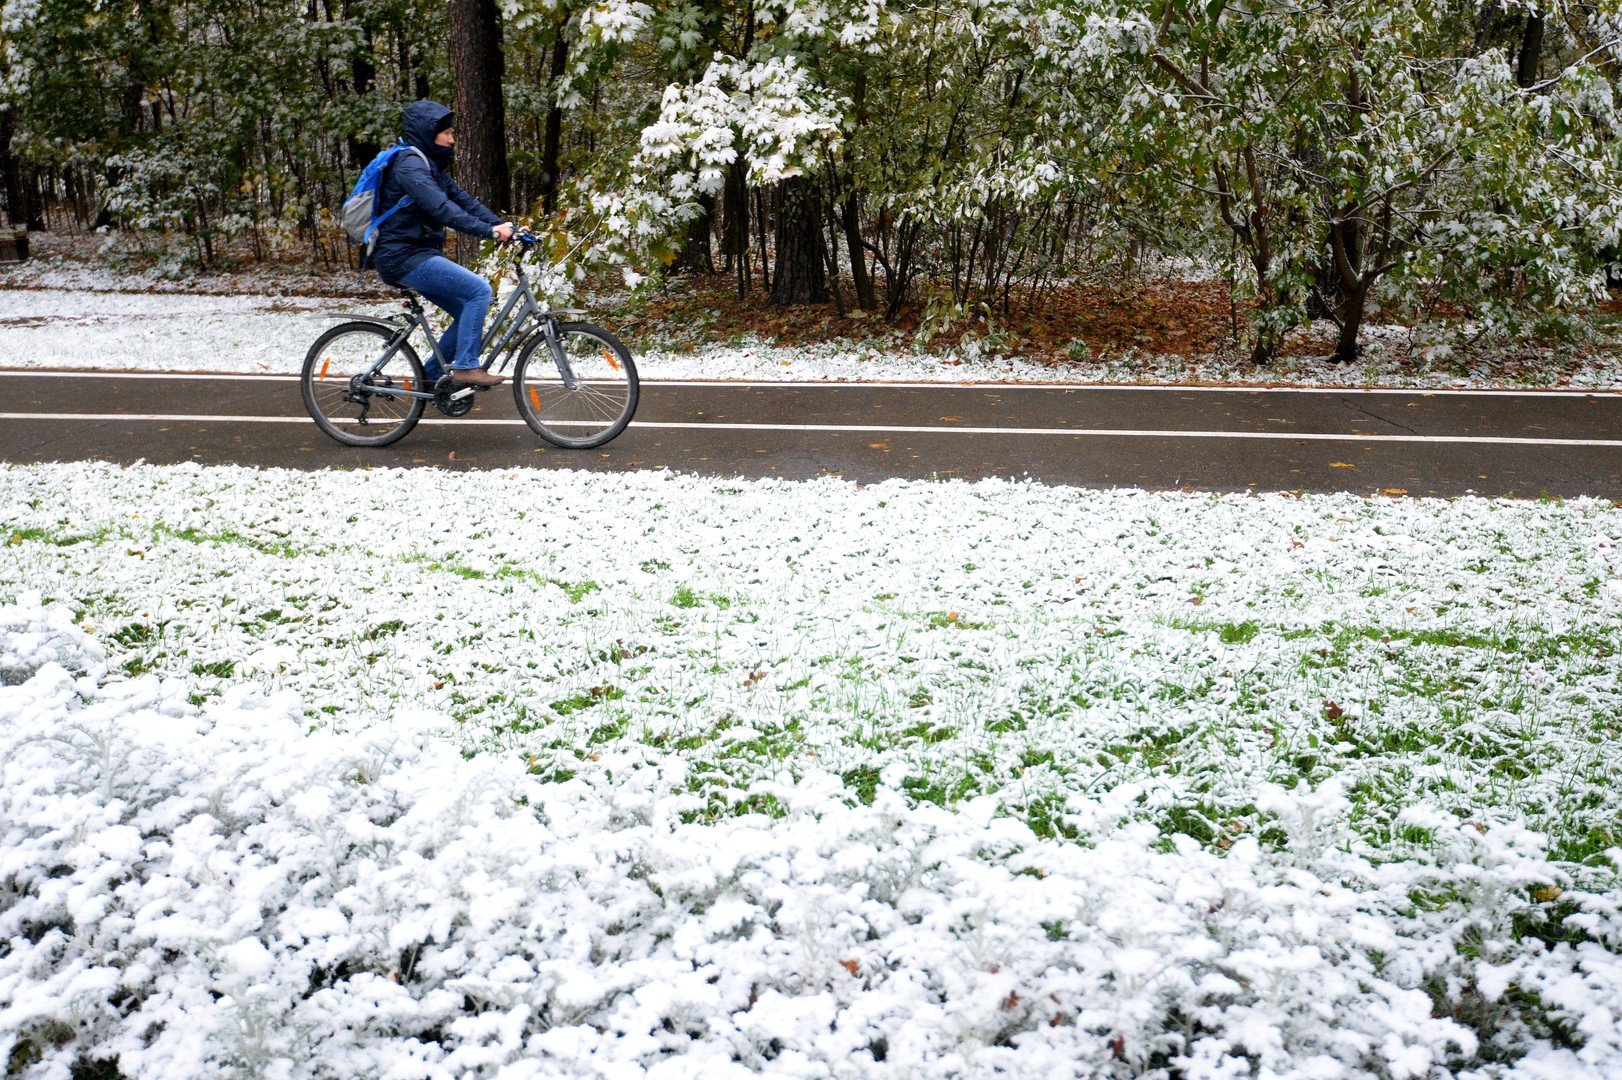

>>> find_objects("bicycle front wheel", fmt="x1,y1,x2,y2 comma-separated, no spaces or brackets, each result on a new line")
301,321,426,447
512,322,639,449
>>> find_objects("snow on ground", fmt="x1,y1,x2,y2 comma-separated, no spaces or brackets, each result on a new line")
3,462,1622,1076
1,273,1618,389
0,288,397,374
2,244,1620,1072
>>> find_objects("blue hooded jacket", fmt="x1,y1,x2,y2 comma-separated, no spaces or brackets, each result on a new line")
371,100,504,285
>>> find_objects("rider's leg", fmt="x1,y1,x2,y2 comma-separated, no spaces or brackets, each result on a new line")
399,255,494,376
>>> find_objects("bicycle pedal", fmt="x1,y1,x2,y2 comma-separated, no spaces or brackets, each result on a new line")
450,387,475,402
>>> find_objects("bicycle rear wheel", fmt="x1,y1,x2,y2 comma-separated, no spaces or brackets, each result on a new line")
301,321,426,447
512,322,639,449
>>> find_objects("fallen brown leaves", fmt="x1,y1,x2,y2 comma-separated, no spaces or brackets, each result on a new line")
619,271,1622,372
620,273,1245,363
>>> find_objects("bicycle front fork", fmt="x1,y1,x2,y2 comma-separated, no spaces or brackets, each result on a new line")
542,320,580,390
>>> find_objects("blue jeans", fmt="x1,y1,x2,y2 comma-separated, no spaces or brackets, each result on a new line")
399,255,493,376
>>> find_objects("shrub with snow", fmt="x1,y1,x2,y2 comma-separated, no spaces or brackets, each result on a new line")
3,599,1621,1077
0,592,104,686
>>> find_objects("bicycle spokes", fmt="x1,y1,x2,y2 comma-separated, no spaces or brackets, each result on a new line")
513,322,639,449
301,322,427,448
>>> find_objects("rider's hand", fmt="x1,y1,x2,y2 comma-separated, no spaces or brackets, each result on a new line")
492,223,516,243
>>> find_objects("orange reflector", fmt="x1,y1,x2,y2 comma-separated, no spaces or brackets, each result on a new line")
318,358,331,379
404,378,413,391
602,349,620,371
529,387,542,410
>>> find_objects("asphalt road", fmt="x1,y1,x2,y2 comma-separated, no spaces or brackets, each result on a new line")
3,371,1620,498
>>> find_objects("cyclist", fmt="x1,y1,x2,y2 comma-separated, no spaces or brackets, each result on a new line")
372,99,515,387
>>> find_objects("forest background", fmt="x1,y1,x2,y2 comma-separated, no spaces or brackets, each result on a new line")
1,0,1620,368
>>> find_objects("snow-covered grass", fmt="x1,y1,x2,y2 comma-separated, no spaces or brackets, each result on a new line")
3,461,1621,1076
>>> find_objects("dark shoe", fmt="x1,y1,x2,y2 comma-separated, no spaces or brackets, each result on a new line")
451,368,504,388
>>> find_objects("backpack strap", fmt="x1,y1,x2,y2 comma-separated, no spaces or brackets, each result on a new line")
362,145,433,247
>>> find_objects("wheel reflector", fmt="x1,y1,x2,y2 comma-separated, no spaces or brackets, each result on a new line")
603,349,620,371
319,358,330,379
529,387,542,410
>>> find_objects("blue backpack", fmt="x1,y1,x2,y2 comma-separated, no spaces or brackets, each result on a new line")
340,143,429,253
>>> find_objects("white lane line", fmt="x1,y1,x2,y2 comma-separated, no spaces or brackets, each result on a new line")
625,382,1622,398
3,371,304,382
3,412,1620,447
1,370,1618,398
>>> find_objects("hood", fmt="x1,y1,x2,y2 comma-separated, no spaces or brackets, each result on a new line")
402,100,454,167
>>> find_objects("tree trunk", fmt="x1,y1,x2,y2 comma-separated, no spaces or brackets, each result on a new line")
839,65,874,310
722,159,749,292
883,217,922,319
1314,209,1362,322
0,107,22,231
20,163,43,231
1515,13,1543,88
396,29,413,98
821,202,846,317
447,0,510,216
539,29,568,214
1332,281,1369,364
1305,249,1338,321
347,7,380,165
1326,210,1377,363
755,187,771,292
727,0,756,298
769,177,828,306
1248,332,1281,367
121,68,147,138
672,193,716,274
842,194,875,310
1248,254,1284,366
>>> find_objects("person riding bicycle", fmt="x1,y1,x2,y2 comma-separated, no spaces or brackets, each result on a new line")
373,99,515,388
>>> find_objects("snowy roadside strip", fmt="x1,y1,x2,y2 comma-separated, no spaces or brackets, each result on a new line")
2,461,1622,1076
1,285,1620,389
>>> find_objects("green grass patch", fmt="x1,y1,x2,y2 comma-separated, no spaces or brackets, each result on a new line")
110,622,159,649
670,585,731,609
7,524,107,547
190,659,236,678
552,684,627,716
152,523,298,558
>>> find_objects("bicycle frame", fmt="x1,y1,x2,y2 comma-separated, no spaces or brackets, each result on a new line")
340,258,587,402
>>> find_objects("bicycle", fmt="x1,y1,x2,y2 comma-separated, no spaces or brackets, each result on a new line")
300,232,639,449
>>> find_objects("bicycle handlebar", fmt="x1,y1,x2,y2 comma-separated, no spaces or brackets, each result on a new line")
495,229,543,261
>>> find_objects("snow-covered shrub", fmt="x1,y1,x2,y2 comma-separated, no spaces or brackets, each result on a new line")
1,597,1619,1077
0,591,103,686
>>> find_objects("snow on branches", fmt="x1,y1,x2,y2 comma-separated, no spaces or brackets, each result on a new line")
636,54,842,194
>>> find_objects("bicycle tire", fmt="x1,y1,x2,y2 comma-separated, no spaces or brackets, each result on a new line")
512,322,639,449
301,321,426,448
